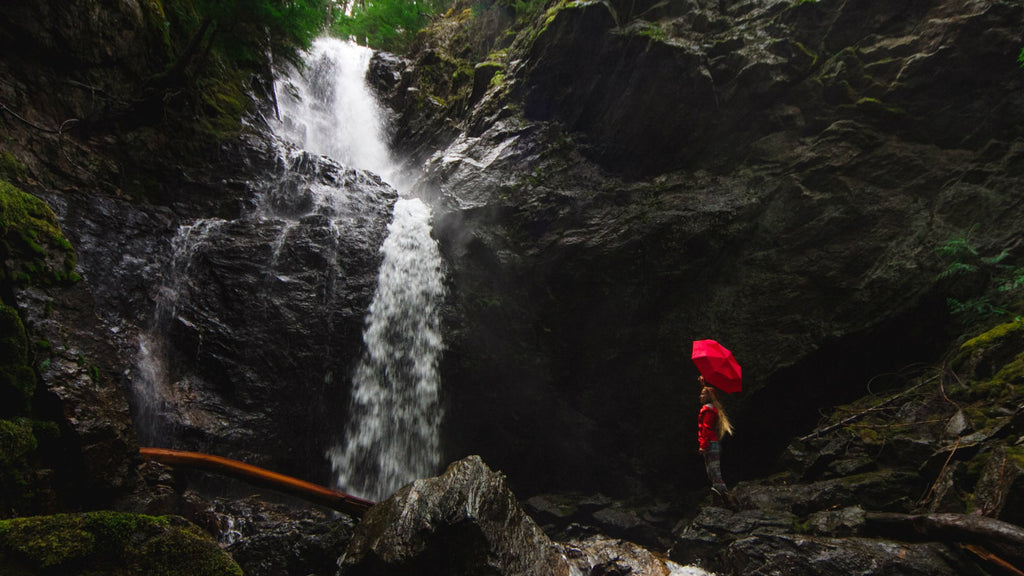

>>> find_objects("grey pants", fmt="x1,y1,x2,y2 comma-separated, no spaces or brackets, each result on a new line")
703,441,728,492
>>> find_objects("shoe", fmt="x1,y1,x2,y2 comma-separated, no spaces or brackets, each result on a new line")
725,491,740,511
711,487,739,511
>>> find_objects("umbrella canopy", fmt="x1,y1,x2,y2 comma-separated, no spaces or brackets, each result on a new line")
691,339,742,393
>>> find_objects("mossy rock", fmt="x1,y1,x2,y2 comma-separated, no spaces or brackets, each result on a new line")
0,512,243,576
952,319,1024,377
0,304,28,366
0,418,40,515
0,418,38,478
0,301,34,417
0,153,28,183
0,179,79,287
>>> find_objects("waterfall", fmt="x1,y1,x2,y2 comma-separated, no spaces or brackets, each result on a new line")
276,37,446,500
132,37,445,501
326,198,445,500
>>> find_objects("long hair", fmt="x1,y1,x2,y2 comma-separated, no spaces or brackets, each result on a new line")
705,386,734,437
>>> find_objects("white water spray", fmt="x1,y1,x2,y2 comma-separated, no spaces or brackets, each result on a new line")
276,38,446,500
134,218,225,445
327,198,445,500
275,37,396,184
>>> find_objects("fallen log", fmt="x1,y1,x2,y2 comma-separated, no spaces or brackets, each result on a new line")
139,447,375,518
865,512,1024,571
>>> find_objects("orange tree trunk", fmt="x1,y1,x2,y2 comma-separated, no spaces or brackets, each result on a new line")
139,447,375,517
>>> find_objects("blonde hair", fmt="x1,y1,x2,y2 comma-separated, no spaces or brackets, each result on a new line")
705,386,734,437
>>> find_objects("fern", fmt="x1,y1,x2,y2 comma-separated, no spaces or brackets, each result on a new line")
937,225,1023,320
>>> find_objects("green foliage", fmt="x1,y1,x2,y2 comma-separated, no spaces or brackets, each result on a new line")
197,0,331,67
160,0,332,69
1018,46,1024,68
0,512,242,575
331,0,449,52
936,225,1024,321
136,0,332,142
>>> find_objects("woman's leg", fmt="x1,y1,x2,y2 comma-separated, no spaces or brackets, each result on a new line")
703,441,727,493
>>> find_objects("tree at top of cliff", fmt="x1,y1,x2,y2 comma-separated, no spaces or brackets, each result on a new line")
159,0,333,79
330,0,450,52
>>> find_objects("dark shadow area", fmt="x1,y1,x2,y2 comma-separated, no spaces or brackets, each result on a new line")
726,293,954,483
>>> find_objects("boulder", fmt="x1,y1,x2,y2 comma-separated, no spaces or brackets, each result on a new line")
338,455,568,576
0,511,242,576
340,456,691,576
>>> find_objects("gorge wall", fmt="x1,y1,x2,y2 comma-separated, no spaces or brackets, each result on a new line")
1,0,1023,520
375,0,1024,496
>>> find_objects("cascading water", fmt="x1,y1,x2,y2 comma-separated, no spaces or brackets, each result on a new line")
134,219,226,446
275,37,446,500
132,37,445,501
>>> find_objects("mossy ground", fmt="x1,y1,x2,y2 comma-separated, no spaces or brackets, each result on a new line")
0,512,243,576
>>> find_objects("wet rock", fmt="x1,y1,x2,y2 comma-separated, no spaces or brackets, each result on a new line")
805,506,866,537
565,535,686,576
733,470,920,516
339,455,568,576
972,444,1024,523
211,497,356,576
419,0,1024,501
589,505,663,550
719,534,974,576
340,456,689,576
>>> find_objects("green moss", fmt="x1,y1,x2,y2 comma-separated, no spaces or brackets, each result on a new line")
0,515,95,568
958,319,1024,359
1005,445,1024,470
0,512,242,576
0,153,27,183
143,0,174,53
0,302,33,415
855,97,902,113
196,74,251,140
793,40,819,67
0,304,28,366
0,418,38,497
0,179,78,287
0,419,37,467
629,21,667,43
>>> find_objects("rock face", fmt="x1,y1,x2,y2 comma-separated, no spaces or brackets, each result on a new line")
2,0,398,503
369,0,1024,497
120,151,396,480
666,319,1024,575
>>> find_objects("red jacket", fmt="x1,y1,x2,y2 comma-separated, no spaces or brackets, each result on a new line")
698,403,719,452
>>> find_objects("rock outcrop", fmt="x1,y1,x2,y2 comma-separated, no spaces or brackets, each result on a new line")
370,0,1024,497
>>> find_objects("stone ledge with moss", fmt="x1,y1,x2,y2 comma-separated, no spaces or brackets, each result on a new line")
0,511,243,576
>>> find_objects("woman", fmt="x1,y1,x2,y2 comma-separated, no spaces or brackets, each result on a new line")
697,376,738,508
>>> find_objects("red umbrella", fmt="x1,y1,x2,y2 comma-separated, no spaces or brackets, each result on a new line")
691,339,742,393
